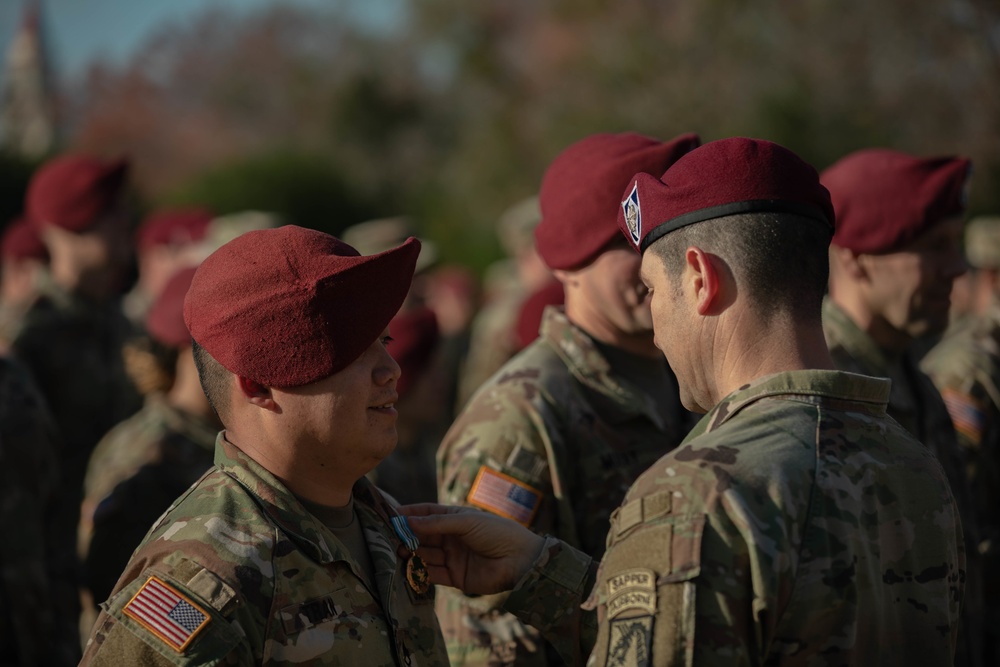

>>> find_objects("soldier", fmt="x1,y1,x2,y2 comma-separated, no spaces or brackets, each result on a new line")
0,356,79,666
435,132,701,666
922,215,1000,665
403,137,966,667
80,266,221,613
79,225,448,665
820,148,983,666
13,154,141,636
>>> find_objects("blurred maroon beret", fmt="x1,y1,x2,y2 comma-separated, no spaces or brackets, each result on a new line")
184,225,419,387
515,279,565,351
147,266,197,349
619,137,834,253
821,148,971,254
137,208,214,252
387,306,440,398
2,217,48,262
26,154,129,233
536,132,700,270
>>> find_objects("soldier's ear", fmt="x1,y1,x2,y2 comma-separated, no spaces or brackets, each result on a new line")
685,246,722,316
831,245,866,280
237,375,277,411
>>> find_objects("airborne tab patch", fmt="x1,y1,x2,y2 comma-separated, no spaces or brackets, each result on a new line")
123,576,211,652
467,466,542,527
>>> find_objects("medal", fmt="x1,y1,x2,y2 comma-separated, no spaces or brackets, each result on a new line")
390,514,431,594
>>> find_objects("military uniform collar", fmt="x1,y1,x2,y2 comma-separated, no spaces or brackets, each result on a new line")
213,435,405,570
539,306,670,429
688,369,891,438
822,298,903,377
147,396,220,452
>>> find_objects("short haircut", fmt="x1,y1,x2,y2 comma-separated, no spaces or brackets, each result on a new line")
648,211,831,323
191,340,232,424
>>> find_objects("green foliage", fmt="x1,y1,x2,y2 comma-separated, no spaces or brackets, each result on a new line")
164,151,379,237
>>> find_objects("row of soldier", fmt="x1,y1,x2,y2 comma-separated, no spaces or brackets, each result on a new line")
0,132,995,666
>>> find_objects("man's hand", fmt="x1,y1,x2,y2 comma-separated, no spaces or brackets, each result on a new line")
400,503,546,595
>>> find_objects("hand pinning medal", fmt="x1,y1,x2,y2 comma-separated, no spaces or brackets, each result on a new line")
391,514,431,594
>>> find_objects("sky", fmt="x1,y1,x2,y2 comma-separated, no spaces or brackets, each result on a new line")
0,0,404,81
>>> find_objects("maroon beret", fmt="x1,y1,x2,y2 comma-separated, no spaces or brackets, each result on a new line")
184,225,419,387
26,154,129,233
515,279,565,351
147,266,197,349
821,148,972,254
618,137,834,253
536,132,701,270
1,217,48,262
137,207,214,252
386,306,440,398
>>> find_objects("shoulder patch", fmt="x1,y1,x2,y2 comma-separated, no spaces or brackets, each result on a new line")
608,616,654,666
467,466,542,526
123,576,211,652
942,387,986,445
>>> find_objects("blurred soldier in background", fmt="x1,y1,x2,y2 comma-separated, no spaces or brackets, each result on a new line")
80,266,220,615
435,132,701,666
456,195,552,409
820,148,983,667
0,216,49,350
922,214,1000,665
0,357,79,666
12,154,142,642
122,206,213,326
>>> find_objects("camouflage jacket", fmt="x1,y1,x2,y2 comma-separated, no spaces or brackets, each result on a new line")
506,370,966,666
922,305,1000,602
822,298,982,666
0,357,79,666
80,435,447,666
80,397,220,607
437,307,694,666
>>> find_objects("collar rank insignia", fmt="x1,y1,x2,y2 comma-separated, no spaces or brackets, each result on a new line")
622,181,642,246
123,576,211,652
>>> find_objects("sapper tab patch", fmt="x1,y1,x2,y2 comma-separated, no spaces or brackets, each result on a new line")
123,576,211,652
467,466,542,526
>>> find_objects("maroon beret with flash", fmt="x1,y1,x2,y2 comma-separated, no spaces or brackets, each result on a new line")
821,148,972,254
618,137,834,253
536,132,701,270
26,155,129,233
137,208,214,252
184,225,419,387
147,266,197,349
2,217,48,262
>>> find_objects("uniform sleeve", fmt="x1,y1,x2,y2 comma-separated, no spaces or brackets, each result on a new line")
436,377,563,665
80,564,254,666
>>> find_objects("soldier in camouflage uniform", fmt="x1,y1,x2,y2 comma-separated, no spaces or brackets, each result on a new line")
922,215,1000,665
80,267,221,611
436,132,701,666
821,148,984,666
0,356,79,666
404,138,966,667
80,225,448,665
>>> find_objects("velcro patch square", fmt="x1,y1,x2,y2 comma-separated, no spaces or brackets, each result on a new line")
467,466,542,526
123,576,211,652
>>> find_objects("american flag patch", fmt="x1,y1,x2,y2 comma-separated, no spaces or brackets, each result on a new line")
942,388,986,445
123,576,210,652
468,466,542,526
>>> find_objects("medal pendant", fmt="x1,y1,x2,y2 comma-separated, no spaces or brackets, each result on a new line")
406,553,431,594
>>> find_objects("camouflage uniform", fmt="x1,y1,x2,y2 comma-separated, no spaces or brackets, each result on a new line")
822,298,983,665
80,435,448,666
79,397,220,608
0,357,79,666
922,303,1000,665
437,306,695,666
504,370,966,666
